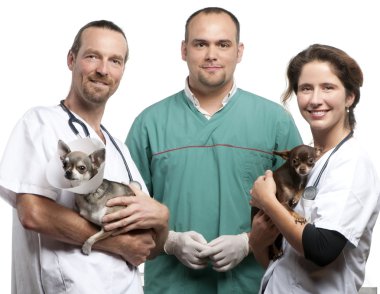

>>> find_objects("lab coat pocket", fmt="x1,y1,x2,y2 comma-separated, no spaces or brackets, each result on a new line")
40,249,71,293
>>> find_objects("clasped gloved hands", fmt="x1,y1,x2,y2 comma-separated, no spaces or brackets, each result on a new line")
164,231,249,272
198,233,249,272
164,231,210,269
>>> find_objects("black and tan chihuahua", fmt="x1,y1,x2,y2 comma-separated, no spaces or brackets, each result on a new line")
252,144,320,260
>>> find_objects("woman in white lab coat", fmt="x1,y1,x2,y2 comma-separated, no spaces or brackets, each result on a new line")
249,44,380,294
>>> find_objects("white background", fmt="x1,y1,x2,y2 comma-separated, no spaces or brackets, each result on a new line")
0,0,379,292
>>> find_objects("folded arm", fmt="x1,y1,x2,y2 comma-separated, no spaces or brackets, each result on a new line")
16,193,155,266
250,170,306,255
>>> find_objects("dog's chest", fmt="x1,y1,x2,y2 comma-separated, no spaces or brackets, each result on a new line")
75,194,108,226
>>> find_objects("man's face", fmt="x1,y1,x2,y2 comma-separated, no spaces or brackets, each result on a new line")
181,12,243,94
68,27,128,106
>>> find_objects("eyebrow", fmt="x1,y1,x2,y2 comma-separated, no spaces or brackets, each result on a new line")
84,48,124,61
298,83,312,88
191,38,233,45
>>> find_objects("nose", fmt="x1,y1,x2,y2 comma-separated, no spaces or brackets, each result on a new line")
298,165,308,175
205,45,218,61
96,60,109,77
309,88,323,106
65,170,72,179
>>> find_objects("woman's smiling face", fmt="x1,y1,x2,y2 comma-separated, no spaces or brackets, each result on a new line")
296,61,354,136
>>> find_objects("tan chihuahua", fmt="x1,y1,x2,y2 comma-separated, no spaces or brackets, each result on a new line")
57,139,135,255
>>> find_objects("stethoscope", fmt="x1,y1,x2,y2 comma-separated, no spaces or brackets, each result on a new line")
59,100,142,190
302,130,354,200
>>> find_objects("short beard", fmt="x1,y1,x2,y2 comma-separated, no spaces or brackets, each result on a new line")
81,88,109,106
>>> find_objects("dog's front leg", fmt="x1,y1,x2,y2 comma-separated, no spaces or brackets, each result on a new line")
290,211,307,225
82,229,113,255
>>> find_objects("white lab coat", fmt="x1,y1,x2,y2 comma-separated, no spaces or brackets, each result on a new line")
260,137,380,294
0,105,147,294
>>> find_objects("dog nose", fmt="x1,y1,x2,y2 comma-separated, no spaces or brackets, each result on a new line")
65,170,72,179
299,166,307,174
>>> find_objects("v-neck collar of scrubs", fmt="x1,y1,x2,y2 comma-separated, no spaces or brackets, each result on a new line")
184,78,237,120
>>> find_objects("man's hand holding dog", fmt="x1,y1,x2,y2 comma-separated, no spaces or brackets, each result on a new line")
102,185,168,233
99,229,156,266
102,185,169,257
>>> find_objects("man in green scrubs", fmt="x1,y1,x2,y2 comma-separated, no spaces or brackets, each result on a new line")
126,7,302,294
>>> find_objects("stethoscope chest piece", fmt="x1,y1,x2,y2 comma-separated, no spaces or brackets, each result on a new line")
302,186,318,200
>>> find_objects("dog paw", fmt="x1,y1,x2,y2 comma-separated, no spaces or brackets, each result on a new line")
294,217,307,225
82,242,92,255
272,250,284,261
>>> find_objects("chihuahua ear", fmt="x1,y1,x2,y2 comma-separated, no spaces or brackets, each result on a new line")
57,140,71,160
89,148,106,169
273,150,291,160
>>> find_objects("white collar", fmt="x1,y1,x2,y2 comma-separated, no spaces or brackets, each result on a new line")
184,78,237,119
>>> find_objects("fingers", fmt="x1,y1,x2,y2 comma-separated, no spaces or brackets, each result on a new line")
106,195,135,207
187,256,209,269
198,246,219,259
102,203,132,222
197,235,223,259
105,184,149,207
110,227,128,237
188,231,208,244
103,196,146,223
104,216,132,232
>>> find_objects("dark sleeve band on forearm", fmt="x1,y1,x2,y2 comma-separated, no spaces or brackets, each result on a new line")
302,223,347,267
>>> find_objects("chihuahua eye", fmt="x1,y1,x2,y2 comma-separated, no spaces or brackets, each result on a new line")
308,158,315,165
78,165,87,172
292,158,300,166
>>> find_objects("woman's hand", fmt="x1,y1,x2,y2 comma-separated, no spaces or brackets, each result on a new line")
250,170,277,211
250,210,279,250
249,210,279,268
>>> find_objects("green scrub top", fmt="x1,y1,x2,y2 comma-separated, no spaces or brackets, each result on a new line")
127,89,302,294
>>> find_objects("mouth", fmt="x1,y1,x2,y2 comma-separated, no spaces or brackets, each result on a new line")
201,64,223,72
90,79,109,87
307,109,329,118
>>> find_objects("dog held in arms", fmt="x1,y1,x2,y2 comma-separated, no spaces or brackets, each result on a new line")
57,139,135,255
252,144,320,260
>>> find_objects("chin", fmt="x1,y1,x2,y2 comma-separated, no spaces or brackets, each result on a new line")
309,123,330,133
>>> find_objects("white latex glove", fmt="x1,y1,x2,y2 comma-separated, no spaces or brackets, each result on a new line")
198,233,249,272
164,230,210,269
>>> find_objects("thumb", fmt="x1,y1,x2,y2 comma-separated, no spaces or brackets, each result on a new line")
264,170,273,178
128,183,147,197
